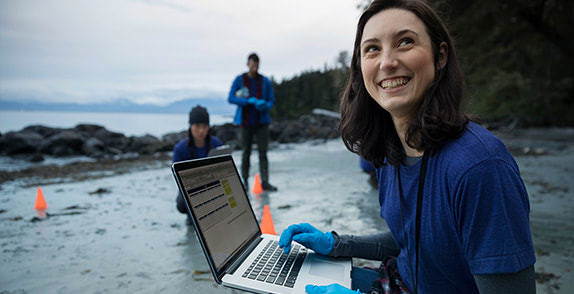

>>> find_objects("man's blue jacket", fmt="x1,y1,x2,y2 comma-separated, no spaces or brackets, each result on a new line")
228,74,275,125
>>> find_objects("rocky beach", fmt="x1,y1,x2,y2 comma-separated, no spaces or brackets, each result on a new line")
0,116,573,293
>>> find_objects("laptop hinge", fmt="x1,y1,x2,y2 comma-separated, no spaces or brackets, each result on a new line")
226,236,263,275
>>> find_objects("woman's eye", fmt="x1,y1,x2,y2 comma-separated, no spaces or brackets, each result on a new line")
398,38,413,47
364,45,379,53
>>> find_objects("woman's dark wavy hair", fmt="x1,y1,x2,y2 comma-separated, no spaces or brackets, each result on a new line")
339,0,468,167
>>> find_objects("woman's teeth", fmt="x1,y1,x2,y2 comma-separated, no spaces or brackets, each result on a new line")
380,77,409,89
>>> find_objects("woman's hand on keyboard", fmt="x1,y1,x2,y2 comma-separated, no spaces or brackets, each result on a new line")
278,223,334,255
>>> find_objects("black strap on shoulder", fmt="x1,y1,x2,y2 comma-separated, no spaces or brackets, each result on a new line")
414,152,429,293
397,152,429,294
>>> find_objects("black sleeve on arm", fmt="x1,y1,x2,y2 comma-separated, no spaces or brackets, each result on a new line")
474,265,535,294
328,230,400,260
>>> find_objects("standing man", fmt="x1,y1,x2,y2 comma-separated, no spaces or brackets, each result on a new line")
228,53,278,191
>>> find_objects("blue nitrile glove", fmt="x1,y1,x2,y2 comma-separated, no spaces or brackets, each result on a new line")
305,284,360,294
278,223,334,255
255,99,266,111
247,97,258,104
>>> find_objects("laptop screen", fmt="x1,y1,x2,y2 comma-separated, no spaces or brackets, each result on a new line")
176,158,260,271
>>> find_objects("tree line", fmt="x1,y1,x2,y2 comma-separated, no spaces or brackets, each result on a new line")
270,51,349,119
271,0,573,127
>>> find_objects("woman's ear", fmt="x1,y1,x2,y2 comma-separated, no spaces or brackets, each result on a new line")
437,42,448,69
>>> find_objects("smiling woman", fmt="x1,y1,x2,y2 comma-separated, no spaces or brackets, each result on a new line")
279,0,536,293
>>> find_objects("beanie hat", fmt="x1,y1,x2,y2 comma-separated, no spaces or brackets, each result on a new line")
189,105,210,125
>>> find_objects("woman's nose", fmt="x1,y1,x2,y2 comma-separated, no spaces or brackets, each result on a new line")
379,51,398,71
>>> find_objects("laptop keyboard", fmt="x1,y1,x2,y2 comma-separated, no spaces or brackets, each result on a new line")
241,240,307,288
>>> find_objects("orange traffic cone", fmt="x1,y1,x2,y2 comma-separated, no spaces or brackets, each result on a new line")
260,205,276,235
252,173,264,194
35,186,47,210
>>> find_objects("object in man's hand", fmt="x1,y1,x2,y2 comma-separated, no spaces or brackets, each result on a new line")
235,86,249,98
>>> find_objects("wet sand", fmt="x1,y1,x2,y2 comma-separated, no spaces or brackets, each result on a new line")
1,128,573,293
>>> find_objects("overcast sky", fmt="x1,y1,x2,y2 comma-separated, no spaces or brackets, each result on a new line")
0,0,361,106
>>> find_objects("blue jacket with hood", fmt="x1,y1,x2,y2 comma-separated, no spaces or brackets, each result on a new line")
228,73,275,126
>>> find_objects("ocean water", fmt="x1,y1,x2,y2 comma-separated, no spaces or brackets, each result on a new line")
0,110,233,138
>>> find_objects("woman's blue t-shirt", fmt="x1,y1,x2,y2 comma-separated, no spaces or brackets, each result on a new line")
377,122,535,293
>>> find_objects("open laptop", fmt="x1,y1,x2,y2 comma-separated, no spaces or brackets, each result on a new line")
171,155,352,293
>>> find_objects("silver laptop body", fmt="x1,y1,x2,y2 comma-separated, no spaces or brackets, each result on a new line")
207,145,233,157
171,155,352,293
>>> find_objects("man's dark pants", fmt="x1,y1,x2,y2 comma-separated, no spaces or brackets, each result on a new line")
241,125,270,183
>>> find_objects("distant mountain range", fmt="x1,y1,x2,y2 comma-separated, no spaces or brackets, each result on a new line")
0,98,236,115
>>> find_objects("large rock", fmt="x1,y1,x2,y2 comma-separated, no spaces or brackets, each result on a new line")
276,121,303,143
127,134,166,154
73,124,107,135
272,114,339,143
162,131,187,146
83,137,105,158
212,123,240,147
40,131,85,156
74,124,132,156
93,128,130,151
0,131,44,155
22,125,62,138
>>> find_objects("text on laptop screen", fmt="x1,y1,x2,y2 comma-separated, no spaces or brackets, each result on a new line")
178,160,260,270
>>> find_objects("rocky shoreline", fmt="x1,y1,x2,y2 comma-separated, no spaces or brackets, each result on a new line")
1,113,573,189
0,112,340,162
0,111,340,187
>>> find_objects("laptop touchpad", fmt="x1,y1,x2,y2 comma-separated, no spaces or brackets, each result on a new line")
308,259,345,280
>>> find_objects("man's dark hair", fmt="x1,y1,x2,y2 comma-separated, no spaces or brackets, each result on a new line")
339,0,468,167
248,53,259,63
